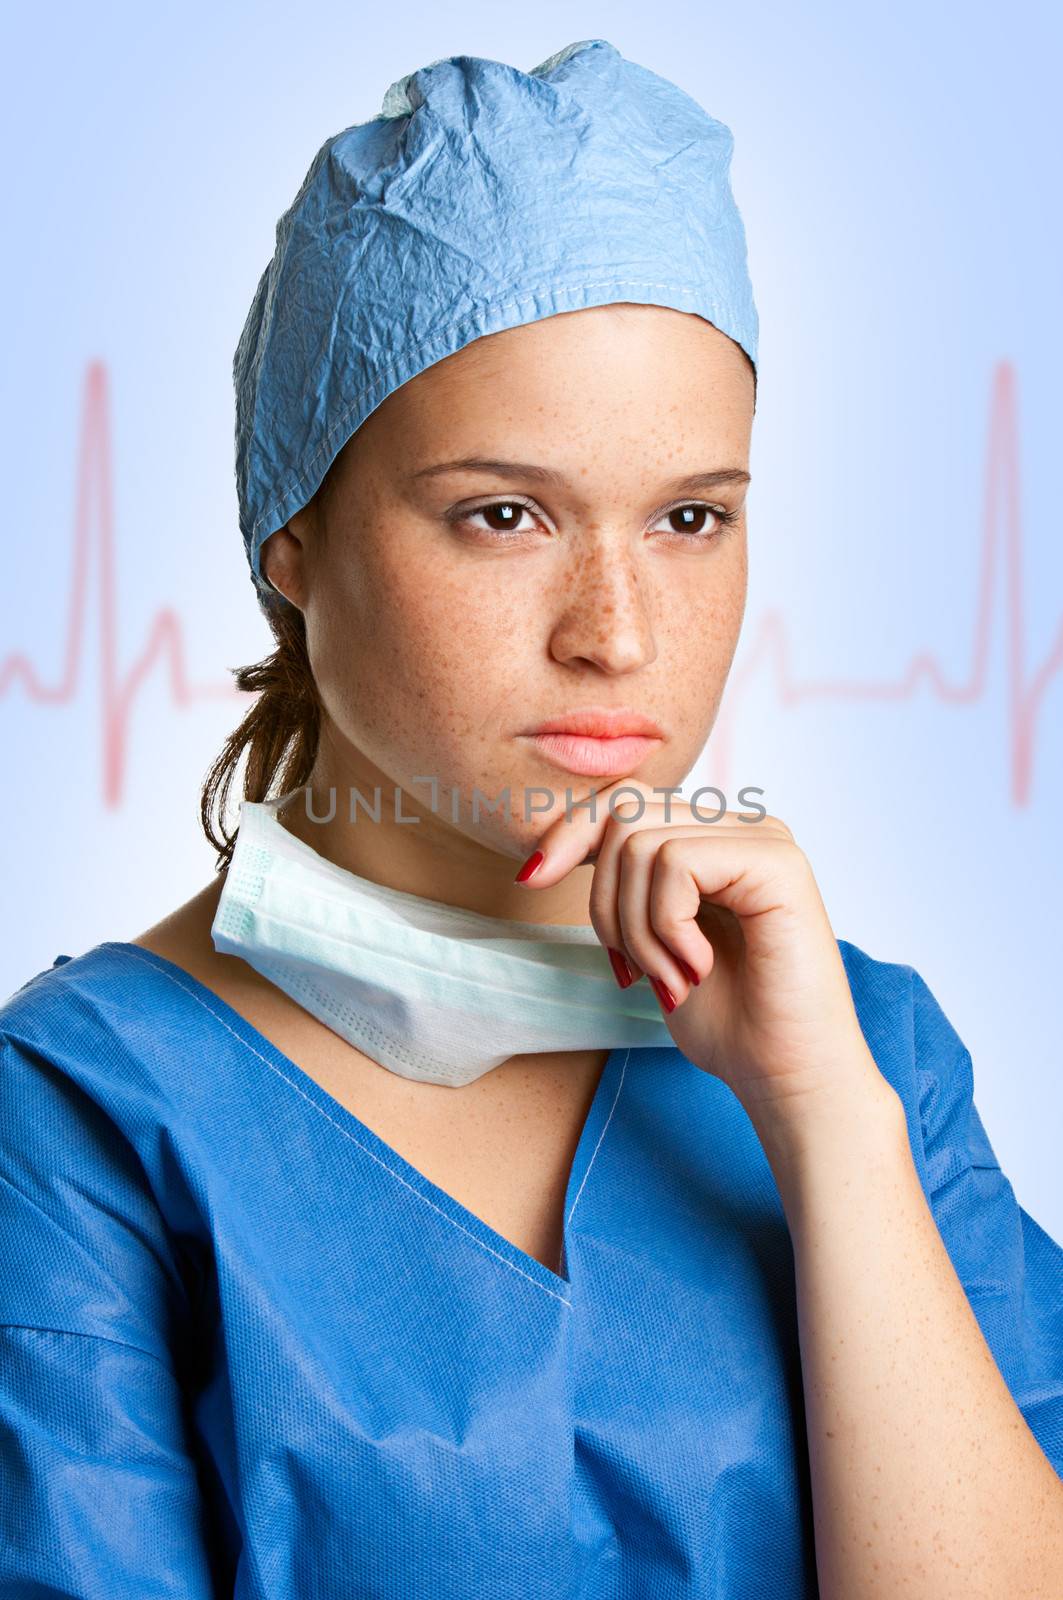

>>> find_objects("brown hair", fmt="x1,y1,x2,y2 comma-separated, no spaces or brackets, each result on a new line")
199,563,322,876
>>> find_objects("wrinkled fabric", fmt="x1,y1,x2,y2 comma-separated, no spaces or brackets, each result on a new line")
233,37,760,616
0,939,1061,1598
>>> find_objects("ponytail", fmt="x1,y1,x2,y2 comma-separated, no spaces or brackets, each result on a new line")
199,593,321,873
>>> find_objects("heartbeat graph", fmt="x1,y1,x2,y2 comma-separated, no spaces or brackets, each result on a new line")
1,362,244,807
1,359,1060,808
704,358,1059,808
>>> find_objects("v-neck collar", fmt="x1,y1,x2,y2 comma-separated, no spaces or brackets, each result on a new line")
101,941,631,1307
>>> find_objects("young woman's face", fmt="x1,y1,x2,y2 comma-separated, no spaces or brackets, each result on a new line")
265,302,754,862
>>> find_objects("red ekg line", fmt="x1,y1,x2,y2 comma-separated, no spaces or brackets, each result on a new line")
712,358,1060,806
0,361,244,806
2,359,1060,809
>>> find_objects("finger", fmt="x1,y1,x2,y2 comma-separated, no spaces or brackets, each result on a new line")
611,830,715,1003
585,825,659,985
647,835,724,988
588,822,734,986
512,778,663,888
609,829,803,1002
657,831,802,930
514,786,795,888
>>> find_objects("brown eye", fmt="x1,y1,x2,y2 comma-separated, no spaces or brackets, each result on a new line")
448,499,537,537
479,501,526,532
653,502,741,540
668,504,712,535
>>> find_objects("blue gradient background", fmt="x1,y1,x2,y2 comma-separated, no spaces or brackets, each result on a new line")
3,3,1060,1234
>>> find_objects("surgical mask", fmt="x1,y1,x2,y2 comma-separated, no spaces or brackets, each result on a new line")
210,786,675,1087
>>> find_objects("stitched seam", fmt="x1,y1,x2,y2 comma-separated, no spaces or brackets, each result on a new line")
566,1048,627,1227
250,276,727,547
120,948,574,1308
0,1321,173,1373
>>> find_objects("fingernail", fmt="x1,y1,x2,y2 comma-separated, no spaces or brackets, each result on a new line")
514,850,544,884
677,957,700,987
650,977,677,1014
607,948,634,989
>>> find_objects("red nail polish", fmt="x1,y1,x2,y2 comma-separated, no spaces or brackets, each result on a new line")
678,958,700,986
514,850,544,884
650,977,677,1014
607,948,634,989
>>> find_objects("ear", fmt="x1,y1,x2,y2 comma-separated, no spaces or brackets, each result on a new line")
261,516,310,610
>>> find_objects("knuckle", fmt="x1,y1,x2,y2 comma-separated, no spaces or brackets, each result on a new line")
609,800,644,828
650,904,686,941
587,885,617,937
616,827,651,862
656,835,688,866
737,809,795,841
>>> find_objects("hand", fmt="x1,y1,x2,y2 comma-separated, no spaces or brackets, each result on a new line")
514,778,886,1123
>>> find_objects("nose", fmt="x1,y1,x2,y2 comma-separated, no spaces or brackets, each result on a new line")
546,535,658,675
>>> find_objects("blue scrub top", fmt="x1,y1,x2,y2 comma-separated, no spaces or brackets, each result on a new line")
1,938,1061,1598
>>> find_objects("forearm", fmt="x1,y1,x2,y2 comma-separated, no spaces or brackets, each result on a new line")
748,1060,1063,1600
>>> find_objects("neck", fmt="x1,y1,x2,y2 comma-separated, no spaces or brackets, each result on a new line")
272,751,596,926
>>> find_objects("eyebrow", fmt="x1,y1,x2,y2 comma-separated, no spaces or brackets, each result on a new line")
409,457,751,494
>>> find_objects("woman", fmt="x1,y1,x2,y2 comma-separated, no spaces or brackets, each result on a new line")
2,38,1061,1600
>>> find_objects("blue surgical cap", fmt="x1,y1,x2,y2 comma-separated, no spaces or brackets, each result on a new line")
234,38,759,617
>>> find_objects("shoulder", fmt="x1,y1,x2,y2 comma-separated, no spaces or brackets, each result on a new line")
0,942,204,1119
837,939,1063,1481
834,937,996,1194
836,933,955,1072
0,946,205,1353
0,941,233,1259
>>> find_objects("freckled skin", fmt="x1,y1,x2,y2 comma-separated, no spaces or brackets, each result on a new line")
262,303,754,924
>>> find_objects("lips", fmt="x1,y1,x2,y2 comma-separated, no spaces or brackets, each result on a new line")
518,707,664,777
521,706,663,739
524,732,663,777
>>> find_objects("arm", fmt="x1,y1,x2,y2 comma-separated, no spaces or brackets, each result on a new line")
752,1063,1063,1600
0,1323,223,1598
0,1036,225,1597
512,787,1063,1595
